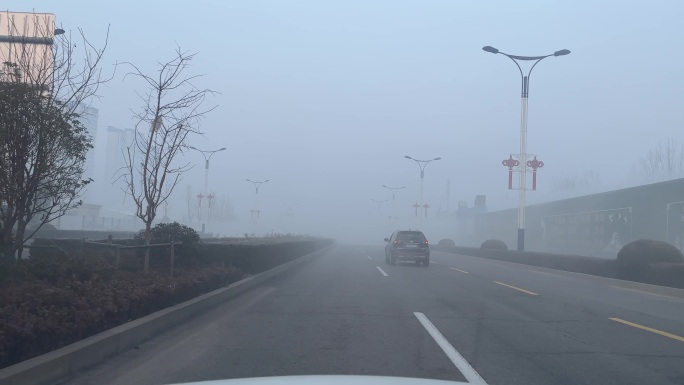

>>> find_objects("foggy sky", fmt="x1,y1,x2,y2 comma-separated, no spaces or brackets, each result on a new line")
5,1,684,239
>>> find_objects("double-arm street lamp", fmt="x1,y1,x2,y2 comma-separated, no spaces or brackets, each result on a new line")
371,198,388,212
246,179,269,220
405,156,441,225
383,185,405,224
246,179,269,195
382,185,406,201
188,146,226,232
482,45,570,250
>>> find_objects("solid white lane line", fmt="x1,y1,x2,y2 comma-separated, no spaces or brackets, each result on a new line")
431,261,439,265
367,255,373,260
414,312,488,385
494,281,539,296
450,267,469,274
376,266,389,277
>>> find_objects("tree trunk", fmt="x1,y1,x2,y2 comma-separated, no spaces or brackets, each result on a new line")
0,225,17,266
144,222,152,274
15,219,26,260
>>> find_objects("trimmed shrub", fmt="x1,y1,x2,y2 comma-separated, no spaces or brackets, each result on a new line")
135,222,200,244
437,239,456,248
481,239,508,251
616,239,684,280
0,265,245,369
134,222,202,268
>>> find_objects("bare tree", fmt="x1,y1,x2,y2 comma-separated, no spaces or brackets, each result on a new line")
551,170,600,193
122,48,215,272
212,193,235,222
580,170,600,188
0,13,110,263
635,138,684,181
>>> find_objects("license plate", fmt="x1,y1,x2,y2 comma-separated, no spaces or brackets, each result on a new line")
405,244,418,248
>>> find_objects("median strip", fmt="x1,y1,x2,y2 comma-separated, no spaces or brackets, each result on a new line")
450,267,469,274
494,281,538,296
376,266,389,277
609,317,684,343
414,312,488,385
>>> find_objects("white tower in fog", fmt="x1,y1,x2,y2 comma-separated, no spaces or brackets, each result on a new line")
104,126,135,209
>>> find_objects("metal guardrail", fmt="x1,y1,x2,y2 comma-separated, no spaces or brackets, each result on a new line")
26,236,181,276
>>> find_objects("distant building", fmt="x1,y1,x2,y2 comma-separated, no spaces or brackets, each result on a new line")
104,126,135,209
0,11,58,84
82,107,99,174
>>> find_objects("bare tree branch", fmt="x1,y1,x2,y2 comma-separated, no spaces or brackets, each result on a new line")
635,138,684,182
121,47,216,272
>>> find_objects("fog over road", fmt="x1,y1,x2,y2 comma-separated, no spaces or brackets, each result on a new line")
65,245,684,385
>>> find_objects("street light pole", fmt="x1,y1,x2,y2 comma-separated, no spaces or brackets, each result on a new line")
371,198,388,212
382,185,406,201
482,45,570,251
188,146,227,233
383,185,405,224
404,156,441,226
246,179,269,221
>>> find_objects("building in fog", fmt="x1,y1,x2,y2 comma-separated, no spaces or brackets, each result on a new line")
104,126,135,208
66,105,100,203
0,11,58,83
81,106,99,178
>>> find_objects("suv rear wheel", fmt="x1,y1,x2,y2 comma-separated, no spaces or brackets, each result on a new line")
422,258,430,267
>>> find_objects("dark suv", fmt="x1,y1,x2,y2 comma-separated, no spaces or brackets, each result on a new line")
384,230,430,266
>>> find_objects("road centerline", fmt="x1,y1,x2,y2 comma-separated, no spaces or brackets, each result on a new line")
376,266,389,277
610,317,684,342
367,255,373,260
494,281,538,296
414,312,488,385
450,267,469,274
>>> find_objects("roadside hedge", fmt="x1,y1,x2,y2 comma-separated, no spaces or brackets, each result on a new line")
0,264,244,369
433,244,684,289
1,237,334,369
481,239,508,251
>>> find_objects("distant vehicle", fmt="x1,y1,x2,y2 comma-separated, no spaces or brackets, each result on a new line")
384,230,430,266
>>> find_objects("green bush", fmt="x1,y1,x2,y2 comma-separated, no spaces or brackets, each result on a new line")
616,239,683,280
481,239,508,251
134,222,202,268
19,252,116,285
617,239,684,265
135,222,200,244
437,239,456,247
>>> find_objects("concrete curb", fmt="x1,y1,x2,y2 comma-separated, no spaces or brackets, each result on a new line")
435,248,684,299
0,245,333,385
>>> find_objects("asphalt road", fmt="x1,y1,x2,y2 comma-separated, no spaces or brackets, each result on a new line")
62,245,684,385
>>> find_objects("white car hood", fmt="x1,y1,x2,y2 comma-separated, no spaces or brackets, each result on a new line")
172,375,468,385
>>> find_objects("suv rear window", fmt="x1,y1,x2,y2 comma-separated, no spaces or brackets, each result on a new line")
397,231,426,242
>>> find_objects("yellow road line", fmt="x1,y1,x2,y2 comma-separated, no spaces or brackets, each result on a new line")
450,267,469,274
494,281,539,296
609,317,684,342
609,286,684,301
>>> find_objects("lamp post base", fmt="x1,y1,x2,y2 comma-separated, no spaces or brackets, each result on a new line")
517,228,525,251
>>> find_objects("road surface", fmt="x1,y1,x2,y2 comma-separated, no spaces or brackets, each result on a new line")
62,245,684,385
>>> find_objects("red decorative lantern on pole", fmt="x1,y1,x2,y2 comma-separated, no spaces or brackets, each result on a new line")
422,203,430,218
501,155,519,190
526,156,544,191
412,203,420,217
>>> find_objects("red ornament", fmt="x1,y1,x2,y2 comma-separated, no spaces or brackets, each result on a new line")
502,155,520,190
526,156,544,191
